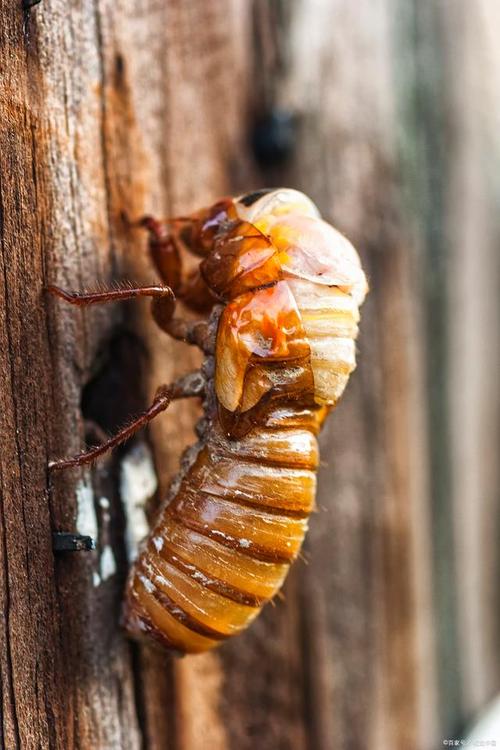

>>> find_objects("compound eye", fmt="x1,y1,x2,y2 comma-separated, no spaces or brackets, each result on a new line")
234,190,278,223
235,188,320,224
237,189,274,207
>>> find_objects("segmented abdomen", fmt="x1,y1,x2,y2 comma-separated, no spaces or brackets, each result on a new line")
123,277,361,654
123,399,323,653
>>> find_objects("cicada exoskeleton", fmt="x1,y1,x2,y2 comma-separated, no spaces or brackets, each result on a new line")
49,188,368,654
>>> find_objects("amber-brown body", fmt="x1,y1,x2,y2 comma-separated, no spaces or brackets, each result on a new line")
122,189,368,654
49,188,367,655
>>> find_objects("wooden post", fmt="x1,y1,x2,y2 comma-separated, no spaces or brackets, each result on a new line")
1,1,499,748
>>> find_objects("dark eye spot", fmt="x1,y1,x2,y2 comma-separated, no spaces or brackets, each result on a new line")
239,189,274,207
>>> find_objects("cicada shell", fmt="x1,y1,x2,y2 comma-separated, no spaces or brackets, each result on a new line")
120,188,368,654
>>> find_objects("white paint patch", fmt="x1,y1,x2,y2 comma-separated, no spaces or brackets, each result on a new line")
120,443,158,561
99,496,110,510
152,536,164,552
76,474,98,540
93,571,101,587
239,538,251,548
100,544,117,581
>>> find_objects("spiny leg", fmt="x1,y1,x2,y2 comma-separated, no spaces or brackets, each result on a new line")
48,282,212,351
49,281,193,353
48,371,205,472
47,283,174,309
48,281,209,471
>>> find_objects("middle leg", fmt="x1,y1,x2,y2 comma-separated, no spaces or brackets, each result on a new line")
135,217,217,351
48,282,211,351
47,283,175,311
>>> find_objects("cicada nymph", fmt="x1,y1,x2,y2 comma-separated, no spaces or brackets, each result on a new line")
49,188,368,654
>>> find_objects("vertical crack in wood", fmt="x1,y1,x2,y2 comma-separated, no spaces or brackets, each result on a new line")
92,0,117,278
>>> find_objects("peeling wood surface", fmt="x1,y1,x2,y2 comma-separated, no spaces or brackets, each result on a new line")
1,1,499,749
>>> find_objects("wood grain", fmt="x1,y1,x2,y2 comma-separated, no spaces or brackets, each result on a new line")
1,0,499,748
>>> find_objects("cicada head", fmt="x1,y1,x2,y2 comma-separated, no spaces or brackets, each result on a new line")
199,189,320,299
234,189,368,306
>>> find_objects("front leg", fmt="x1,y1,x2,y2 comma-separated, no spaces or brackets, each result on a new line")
138,215,216,316
138,216,183,293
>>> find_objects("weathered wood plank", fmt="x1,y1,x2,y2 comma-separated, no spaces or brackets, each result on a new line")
0,3,80,748
2,0,500,748
1,0,253,746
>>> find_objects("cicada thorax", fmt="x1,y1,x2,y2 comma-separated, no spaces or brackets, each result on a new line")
194,202,316,439
123,190,367,654
201,191,366,436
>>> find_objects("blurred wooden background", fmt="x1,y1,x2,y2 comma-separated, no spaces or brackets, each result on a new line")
1,1,499,748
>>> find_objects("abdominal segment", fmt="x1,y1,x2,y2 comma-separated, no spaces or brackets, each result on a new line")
123,402,320,654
